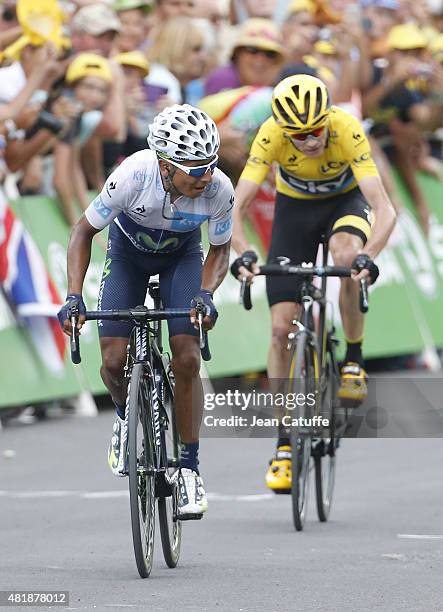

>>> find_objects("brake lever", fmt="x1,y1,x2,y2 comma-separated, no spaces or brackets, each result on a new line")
70,304,81,364
359,279,369,313
240,277,252,310
194,301,211,361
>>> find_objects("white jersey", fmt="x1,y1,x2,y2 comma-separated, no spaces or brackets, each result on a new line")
85,149,234,254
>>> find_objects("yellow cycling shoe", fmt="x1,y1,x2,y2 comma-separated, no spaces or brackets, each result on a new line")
265,445,292,494
337,362,368,407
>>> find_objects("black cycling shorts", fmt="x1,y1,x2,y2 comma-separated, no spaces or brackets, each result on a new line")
267,188,372,307
97,222,203,338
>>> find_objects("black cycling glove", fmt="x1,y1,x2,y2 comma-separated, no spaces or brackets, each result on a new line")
352,254,379,285
57,293,86,327
191,289,218,326
230,250,258,279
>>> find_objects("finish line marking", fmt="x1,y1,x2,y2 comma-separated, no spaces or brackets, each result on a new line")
0,490,274,502
397,534,443,540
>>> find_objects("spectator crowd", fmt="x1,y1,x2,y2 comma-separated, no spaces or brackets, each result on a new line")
0,0,442,235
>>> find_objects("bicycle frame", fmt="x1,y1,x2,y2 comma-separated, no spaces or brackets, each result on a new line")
124,288,176,488
292,241,337,397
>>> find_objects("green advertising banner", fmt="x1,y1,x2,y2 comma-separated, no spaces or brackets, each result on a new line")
0,168,442,408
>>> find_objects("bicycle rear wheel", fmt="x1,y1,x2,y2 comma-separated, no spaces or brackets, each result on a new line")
315,351,339,522
158,363,182,568
128,363,156,578
289,331,315,532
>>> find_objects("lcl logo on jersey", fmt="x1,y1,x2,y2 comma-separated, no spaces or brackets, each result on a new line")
353,152,371,164
320,160,346,174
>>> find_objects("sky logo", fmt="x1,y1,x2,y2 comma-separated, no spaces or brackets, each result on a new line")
170,212,208,231
214,218,232,235
93,196,112,219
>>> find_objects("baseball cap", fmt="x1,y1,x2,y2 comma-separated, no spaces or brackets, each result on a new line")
114,50,149,76
71,3,121,36
387,24,427,50
286,0,315,15
113,0,153,12
66,52,113,83
233,18,284,56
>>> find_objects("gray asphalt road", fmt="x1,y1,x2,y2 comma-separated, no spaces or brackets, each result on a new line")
1,399,443,612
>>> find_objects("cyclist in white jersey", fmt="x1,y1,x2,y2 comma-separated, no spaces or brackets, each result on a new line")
58,104,234,519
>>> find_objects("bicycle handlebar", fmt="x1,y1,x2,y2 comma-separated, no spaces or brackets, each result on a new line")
238,264,369,314
69,305,211,364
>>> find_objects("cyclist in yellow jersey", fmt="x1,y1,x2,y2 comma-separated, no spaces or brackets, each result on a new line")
231,75,397,493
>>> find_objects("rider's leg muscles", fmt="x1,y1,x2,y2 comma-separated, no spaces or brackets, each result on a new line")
99,337,129,411
170,334,203,445
329,232,364,351
268,302,299,380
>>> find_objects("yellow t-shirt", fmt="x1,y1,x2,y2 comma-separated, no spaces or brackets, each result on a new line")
240,106,379,200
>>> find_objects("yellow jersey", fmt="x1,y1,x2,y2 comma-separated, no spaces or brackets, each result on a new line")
240,106,379,200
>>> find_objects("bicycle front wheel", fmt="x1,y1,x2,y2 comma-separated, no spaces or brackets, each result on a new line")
289,331,315,532
128,363,156,578
158,365,182,568
315,351,338,522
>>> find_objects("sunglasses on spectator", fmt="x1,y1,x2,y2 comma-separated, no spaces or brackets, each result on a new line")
242,46,280,60
288,127,326,141
164,155,219,178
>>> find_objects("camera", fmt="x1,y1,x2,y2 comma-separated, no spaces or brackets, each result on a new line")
25,111,65,139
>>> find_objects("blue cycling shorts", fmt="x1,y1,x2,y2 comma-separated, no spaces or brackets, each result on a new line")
97,222,203,338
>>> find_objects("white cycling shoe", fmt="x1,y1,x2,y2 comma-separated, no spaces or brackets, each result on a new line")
107,415,127,477
173,468,208,520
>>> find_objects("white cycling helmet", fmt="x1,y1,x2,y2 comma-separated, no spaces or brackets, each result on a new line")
147,104,220,161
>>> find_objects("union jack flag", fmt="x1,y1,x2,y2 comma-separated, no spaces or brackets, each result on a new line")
0,192,66,376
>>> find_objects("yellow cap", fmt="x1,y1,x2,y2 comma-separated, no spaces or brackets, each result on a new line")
233,18,284,56
114,51,149,77
66,53,113,84
387,24,427,50
286,0,315,15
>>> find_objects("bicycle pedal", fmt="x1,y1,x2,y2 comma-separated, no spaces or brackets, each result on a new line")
155,473,173,498
176,513,203,521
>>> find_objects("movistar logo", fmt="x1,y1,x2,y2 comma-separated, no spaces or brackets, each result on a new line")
102,257,112,279
136,232,179,251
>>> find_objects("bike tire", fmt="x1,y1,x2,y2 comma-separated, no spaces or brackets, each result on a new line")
315,351,339,522
128,363,156,578
158,363,182,568
289,331,315,532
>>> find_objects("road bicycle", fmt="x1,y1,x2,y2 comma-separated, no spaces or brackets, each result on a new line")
239,242,368,531
69,282,210,577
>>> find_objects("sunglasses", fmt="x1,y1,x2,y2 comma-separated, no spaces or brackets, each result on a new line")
288,127,326,142
164,155,219,178
242,46,279,60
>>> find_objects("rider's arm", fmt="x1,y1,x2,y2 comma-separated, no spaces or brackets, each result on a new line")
59,214,101,333
232,178,261,254
231,119,276,254
67,215,100,295
357,175,397,259
201,240,231,293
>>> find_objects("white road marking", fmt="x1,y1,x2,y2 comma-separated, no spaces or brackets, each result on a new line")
0,490,275,502
83,491,128,499
397,534,443,540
